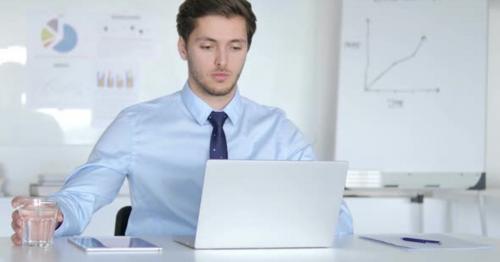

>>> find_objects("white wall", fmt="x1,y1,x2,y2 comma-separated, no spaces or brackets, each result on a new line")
487,0,500,188
312,0,342,160
347,193,500,238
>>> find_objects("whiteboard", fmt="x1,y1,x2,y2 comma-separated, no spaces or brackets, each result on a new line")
336,0,487,173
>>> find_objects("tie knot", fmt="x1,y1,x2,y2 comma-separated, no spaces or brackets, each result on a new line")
208,111,228,128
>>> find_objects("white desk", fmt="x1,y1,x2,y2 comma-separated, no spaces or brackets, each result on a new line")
0,235,498,262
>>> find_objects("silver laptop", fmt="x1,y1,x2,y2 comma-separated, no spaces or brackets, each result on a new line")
175,160,348,249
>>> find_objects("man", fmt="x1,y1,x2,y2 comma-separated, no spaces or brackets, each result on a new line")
11,0,353,244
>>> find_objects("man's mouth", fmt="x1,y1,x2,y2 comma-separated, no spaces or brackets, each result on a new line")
212,72,230,82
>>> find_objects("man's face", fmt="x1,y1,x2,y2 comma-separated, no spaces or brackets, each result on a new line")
179,15,249,98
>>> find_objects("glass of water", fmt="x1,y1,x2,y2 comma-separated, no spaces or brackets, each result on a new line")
18,198,59,247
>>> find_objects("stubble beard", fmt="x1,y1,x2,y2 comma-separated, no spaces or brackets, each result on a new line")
188,60,241,97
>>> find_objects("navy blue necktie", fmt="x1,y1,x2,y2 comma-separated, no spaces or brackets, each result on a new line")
208,111,228,159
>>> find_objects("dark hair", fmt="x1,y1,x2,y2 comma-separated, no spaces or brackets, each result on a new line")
177,0,257,47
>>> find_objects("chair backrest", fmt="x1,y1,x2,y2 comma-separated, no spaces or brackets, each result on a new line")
114,205,132,236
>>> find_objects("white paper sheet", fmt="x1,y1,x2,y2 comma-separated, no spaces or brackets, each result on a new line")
360,234,492,251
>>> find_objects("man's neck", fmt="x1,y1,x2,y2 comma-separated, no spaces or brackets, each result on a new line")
188,79,236,111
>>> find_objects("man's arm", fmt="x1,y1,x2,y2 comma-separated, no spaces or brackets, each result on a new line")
49,109,136,236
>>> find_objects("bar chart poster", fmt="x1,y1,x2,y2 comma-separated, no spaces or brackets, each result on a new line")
335,0,487,172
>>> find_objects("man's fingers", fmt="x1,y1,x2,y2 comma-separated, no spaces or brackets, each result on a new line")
11,196,28,208
11,210,23,230
11,219,21,231
57,210,64,222
11,210,19,220
11,234,22,246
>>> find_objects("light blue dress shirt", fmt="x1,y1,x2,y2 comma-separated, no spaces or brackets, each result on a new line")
51,83,353,237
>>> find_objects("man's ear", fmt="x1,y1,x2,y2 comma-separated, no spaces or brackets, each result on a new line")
178,37,188,60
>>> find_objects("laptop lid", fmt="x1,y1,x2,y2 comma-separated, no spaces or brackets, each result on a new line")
191,160,348,249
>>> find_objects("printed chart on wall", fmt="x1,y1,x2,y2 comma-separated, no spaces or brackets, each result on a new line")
26,11,161,144
336,0,487,173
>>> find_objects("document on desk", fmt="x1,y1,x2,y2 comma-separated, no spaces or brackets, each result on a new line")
359,234,492,251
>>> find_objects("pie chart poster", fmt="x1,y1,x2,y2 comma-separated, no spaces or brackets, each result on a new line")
26,11,97,109
27,11,96,59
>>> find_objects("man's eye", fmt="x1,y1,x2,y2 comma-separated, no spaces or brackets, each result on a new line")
231,46,242,51
201,45,213,50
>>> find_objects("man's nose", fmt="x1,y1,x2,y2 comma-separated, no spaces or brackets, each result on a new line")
215,47,228,68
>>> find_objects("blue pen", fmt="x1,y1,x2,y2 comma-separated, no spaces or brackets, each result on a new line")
401,237,441,245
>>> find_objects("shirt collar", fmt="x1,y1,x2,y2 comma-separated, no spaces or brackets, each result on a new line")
181,82,242,126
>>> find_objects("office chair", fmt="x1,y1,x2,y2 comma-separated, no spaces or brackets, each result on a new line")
114,205,132,236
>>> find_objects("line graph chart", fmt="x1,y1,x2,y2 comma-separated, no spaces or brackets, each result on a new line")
363,18,439,94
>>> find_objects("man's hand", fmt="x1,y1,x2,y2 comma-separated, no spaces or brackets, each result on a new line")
10,196,63,246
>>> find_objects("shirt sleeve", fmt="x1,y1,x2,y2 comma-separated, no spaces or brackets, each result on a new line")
278,114,354,236
49,109,135,236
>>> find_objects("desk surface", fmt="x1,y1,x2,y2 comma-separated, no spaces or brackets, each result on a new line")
0,235,499,262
